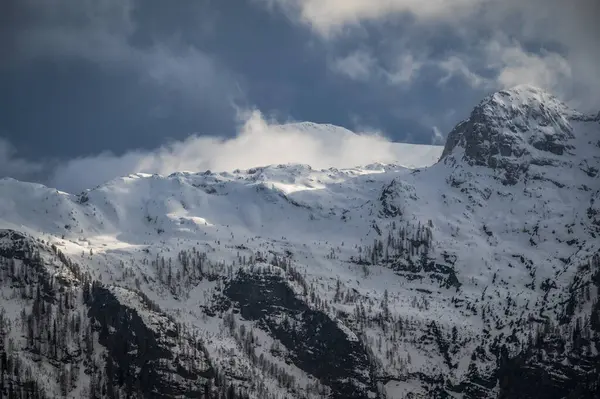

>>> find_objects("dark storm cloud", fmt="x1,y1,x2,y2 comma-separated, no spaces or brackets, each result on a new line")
0,0,448,165
1,0,242,160
0,138,45,182
262,0,600,108
0,0,599,190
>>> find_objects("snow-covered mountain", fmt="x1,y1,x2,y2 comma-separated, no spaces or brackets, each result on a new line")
0,85,599,399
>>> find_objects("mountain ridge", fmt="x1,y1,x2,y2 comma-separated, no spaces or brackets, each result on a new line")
0,86,599,398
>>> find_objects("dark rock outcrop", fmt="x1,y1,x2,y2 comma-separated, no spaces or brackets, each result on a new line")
224,270,377,399
86,284,214,398
440,85,578,184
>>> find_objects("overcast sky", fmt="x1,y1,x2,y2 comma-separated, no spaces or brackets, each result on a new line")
1,0,599,191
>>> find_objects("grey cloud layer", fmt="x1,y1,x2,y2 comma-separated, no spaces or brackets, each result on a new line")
0,139,45,182
8,0,241,110
267,0,600,108
1,0,598,191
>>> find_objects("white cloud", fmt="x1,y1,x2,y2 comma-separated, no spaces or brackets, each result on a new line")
484,39,572,94
385,53,423,85
264,0,482,37
48,110,407,192
330,50,422,86
483,0,600,109
431,126,445,145
263,0,600,109
329,50,376,81
437,55,491,88
435,38,574,101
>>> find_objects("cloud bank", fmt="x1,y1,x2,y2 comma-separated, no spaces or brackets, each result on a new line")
0,139,45,182
9,0,240,111
0,110,435,193
264,0,481,36
2,0,597,193
265,0,600,109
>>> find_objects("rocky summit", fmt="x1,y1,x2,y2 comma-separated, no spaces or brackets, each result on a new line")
0,86,599,398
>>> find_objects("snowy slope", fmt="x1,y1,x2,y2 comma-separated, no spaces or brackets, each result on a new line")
0,86,599,399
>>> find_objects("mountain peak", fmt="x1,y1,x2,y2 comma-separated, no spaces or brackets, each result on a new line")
496,83,553,98
439,86,583,184
485,84,572,117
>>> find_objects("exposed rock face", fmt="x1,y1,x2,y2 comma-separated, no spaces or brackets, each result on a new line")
441,85,582,184
0,230,218,399
494,255,600,399
87,285,214,398
224,270,377,399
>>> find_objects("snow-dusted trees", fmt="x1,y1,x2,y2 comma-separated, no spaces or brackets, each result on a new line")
352,219,434,270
